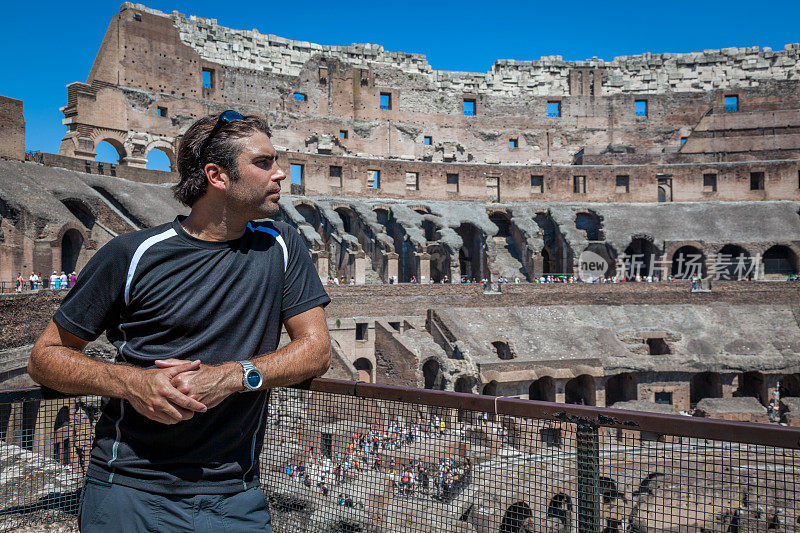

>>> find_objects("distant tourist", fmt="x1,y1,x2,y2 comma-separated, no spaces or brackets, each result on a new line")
49,271,58,289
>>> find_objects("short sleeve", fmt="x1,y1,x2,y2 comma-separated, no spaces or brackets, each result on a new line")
53,238,129,341
280,224,330,320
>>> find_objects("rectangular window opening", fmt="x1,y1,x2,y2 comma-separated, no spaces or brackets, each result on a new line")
547,101,561,118
446,173,459,193
463,99,476,116
329,166,342,178
703,173,717,192
202,68,214,89
367,169,381,189
509,138,518,149
405,172,419,191
573,175,586,194
750,171,764,191
646,337,671,355
654,391,673,405
531,175,544,194
290,164,304,186
634,100,648,117
157,106,167,117
680,137,687,146
293,93,306,102
423,136,432,145
339,130,348,139
355,322,368,341
725,95,739,113
616,175,629,194
380,93,392,110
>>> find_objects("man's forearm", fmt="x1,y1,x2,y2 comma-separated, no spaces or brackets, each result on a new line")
251,330,331,389
28,345,137,399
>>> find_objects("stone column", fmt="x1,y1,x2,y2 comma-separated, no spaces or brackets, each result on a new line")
313,251,329,281
353,251,366,285
384,252,398,283
416,252,431,284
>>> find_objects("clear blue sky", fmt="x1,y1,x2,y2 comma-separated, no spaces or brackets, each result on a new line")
1,0,798,170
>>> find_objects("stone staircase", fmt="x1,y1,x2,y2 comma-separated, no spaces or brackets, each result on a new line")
490,236,527,280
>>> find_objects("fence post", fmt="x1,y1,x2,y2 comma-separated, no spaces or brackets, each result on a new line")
576,422,601,533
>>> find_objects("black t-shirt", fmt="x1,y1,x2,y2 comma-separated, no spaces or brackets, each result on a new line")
54,216,329,495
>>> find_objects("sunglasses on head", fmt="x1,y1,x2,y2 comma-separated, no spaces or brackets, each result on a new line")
199,110,244,157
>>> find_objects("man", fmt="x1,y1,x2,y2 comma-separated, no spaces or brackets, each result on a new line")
29,112,331,532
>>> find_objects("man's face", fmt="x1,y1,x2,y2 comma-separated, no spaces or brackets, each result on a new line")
225,131,286,219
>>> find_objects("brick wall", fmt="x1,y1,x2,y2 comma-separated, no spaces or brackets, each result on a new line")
0,96,25,161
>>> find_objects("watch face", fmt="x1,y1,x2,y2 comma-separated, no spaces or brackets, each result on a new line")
246,370,262,388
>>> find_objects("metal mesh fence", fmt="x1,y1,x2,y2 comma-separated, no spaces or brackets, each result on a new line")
1,382,799,532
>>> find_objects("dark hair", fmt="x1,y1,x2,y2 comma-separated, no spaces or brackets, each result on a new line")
174,113,272,206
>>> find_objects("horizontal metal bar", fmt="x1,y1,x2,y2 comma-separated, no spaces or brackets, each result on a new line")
6,378,800,449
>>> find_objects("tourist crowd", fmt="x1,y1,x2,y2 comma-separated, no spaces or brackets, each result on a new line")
14,271,77,292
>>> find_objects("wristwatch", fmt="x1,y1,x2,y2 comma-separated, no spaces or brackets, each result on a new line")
238,360,263,392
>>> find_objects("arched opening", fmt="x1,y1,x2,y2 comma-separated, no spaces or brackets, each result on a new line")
534,212,571,275
296,203,319,227
492,340,515,360
606,373,637,406
335,207,357,236
61,229,84,274
482,380,498,396
499,501,532,533
575,211,604,241
671,245,707,279
374,208,391,228
353,358,372,383
780,373,800,398
455,376,474,393
565,374,596,406
529,376,555,402
763,245,798,277
582,242,617,279
599,476,622,505
691,372,722,406
736,371,767,405
94,140,124,165
547,494,572,528
623,238,660,279
489,211,511,238
717,244,752,280
456,223,485,282
61,199,95,229
422,359,445,390
428,243,451,283
146,147,174,171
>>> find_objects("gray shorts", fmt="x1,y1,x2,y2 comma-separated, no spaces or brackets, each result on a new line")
79,477,272,532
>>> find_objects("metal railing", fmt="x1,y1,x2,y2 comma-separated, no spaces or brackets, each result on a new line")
1,379,799,532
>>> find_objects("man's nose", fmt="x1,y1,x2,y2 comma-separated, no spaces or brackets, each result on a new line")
272,164,287,181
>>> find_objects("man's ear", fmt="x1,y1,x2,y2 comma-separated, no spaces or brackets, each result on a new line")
204,162,229,192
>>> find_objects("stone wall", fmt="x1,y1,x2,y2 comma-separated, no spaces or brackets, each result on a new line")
0,96,25,162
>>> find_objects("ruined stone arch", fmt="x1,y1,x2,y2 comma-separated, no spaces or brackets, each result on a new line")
353,357,373,383
581,242,617,279
565,374,596,406
635,472,665,496
421,357,446,390
623,236,661,279
294,200,321,227
671,244,707,279
763,244,799,276
333,204,359,235
574,209,604,241
92,131,128,163
716,244,753,280
144,140,176,171
547,493,573,528
410,205,430,215
482,380,498,396
53,223,89,275
455,222,487,281
499,501,532,533
427,242,451,282
529,376,555,402
59,197,96,230
488,210,512,237
533,211,572,275
454,375,476,393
